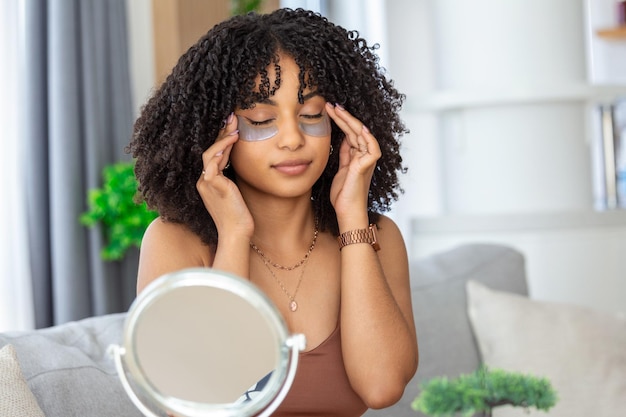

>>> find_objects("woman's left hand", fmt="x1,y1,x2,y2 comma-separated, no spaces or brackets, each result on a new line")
326,102,381,221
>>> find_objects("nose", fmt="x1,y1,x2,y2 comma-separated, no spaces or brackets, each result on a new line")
276,118,305,151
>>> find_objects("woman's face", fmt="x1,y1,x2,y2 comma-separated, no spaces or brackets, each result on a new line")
229,54,331,199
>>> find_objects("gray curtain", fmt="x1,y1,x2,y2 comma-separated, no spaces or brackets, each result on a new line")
24,0,138,328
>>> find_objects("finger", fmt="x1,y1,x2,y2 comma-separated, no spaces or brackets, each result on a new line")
326,103,361,149
201,131,238,177
332,103,366,134
360,125,381,159
338,137,352,167
219,112,236,132
217,114,239,171
217,132,237,172
326,103,371,153
332,105,379,157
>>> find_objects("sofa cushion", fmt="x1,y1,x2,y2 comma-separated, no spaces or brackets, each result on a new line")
0,244,529,417
365,243,528,417
0,313,142,417
0,344,45,416
467,280,626,417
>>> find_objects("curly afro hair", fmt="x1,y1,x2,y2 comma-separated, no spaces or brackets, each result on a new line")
128,8,408,246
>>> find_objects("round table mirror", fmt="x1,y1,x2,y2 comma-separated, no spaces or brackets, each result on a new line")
109,268,306,417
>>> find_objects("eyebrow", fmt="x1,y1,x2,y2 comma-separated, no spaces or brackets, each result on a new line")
255,90,322,106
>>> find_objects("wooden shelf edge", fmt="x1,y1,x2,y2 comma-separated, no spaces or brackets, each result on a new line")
596,26,626,39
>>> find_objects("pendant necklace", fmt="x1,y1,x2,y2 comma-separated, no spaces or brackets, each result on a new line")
250,222,319,312
259,257,308,312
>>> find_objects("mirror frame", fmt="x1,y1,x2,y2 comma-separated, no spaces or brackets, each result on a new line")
108,268,305,417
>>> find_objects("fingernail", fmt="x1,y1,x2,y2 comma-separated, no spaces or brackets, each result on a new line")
335,103,345,110
228,129,239,136
216,150,224,156
362,125,370,133
227,113,234,123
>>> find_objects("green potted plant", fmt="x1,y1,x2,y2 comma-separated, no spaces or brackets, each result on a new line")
412,366,558,417
231,0,264,15
80,160,158,261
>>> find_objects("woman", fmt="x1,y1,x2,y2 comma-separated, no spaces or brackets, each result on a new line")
128,8,418,416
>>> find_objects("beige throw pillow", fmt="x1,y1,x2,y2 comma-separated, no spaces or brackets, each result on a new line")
0,344,45,417
466,280,626,417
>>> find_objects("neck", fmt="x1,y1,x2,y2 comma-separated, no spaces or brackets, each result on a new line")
247,198,317,257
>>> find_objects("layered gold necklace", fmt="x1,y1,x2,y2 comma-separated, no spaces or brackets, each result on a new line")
250,222,319,312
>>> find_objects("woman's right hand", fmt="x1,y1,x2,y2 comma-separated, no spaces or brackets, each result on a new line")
196,113,254,240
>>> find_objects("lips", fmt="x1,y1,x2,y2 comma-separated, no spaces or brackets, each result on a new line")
272,159,311,175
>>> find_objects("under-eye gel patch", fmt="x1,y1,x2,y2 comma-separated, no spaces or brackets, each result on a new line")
237,114,331,142
237,116,278,142
299,113,331,137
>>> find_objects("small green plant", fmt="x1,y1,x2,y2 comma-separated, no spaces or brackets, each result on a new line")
412,366,558,417
231,0,263,15
80,160,158,261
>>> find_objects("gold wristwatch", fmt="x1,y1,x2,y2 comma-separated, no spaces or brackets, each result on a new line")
337,224,380,251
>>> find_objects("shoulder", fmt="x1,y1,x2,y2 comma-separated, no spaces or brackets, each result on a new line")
143,216,201,240
137,217,214,293
374,214,409,271
141,217,210,255
374,214,405,246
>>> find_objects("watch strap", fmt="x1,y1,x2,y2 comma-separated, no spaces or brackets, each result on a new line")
337,224,380,251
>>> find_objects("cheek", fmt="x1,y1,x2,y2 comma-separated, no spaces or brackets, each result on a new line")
229,142,263,174
317,137,332,156
313,139,332,171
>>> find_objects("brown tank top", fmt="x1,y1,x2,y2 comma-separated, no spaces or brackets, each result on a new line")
270,324,368,416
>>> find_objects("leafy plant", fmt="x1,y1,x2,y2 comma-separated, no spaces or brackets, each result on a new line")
412,366,558,417
80,160,158,261
231,0,263,15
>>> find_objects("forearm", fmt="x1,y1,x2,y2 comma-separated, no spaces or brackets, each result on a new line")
337,219,418,408
341,253,416,382
211,234,251,279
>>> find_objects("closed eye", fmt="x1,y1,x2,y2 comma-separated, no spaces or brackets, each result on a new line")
301,113,324,120
247,118,275,126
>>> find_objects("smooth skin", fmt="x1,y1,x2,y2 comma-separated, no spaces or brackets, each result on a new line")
136,54,418,409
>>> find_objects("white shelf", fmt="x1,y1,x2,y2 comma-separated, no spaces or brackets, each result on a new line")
410,210,626,315
411,210,626,234
405,84,626,112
